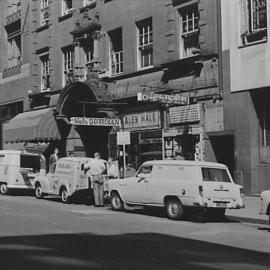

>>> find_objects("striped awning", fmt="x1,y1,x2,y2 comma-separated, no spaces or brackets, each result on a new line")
3,107,61,143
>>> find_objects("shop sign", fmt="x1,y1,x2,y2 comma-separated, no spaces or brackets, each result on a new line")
70,117,121,127
137,92,189,105
123,111,161,131
117,131,131,145
169,104,201,124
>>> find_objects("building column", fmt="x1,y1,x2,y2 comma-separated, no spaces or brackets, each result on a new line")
91,30,101,72
73,38,85,82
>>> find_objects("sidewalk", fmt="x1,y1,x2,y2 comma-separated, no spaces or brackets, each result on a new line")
226,196,269,225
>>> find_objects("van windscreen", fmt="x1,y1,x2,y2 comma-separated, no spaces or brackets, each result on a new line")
202,168,231,183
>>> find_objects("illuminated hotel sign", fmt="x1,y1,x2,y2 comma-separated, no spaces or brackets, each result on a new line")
137,92,189,105
70,117,121,127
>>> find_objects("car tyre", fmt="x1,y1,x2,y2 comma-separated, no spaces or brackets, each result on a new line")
0,183,8,195
60,187,70,204
35,184,43,199
111,192,124,211
166,199,184,220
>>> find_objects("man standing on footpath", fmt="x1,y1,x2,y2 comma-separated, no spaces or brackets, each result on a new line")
49,148,59,173
85,152,106,207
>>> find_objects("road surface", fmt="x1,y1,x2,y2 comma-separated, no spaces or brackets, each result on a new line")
0,194,269,270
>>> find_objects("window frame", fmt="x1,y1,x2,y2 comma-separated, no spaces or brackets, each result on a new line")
40,0,49,26
136,18,153,70
40,54,50,92
62,0,73,16
178,3,200,59
62,47,74,86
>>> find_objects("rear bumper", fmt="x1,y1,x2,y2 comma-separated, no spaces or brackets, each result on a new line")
193,198,245,209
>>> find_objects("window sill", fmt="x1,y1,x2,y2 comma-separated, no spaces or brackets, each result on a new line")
80,1,97,12
36,24,49,32
58,11,73,22
137,65,154,71
239,39,267,49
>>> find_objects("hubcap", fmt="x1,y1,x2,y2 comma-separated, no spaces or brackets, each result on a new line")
113,196,121,208
169,202,178,216
62,190,67,201
36,187,41,197
1,184,7,194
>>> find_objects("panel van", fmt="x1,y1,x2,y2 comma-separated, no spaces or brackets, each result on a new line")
0,150,44,195
33,157,92,203
109,160,244,220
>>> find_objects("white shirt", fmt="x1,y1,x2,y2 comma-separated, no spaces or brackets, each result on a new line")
89,158,106,175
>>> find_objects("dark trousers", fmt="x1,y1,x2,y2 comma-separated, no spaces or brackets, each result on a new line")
92,175,104,206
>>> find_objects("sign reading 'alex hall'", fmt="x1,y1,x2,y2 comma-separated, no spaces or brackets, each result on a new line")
123,111,161,131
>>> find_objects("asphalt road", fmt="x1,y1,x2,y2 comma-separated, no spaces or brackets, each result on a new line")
0,194,269,270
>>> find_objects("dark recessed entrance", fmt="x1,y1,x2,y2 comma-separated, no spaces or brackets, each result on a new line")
56,80,115,158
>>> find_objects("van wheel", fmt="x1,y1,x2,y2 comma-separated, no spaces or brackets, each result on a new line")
0,183,8,195
60,187,70,204
166,199,184,220
35,184,43,199
111,192,124,211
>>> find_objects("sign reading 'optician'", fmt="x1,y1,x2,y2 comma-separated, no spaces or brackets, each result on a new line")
70,117,121,127
123,111,161,131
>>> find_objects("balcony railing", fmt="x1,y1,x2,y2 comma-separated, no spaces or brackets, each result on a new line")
2,64,21,79
110,51,123,75
6,9,21,26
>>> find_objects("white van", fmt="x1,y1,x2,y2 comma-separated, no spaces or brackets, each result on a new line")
0,150,44,195
33,157,91,203
109,160,244,220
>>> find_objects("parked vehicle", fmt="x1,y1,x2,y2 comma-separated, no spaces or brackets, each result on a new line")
33,157,91,203
109,160,244,220
0,150,44,195
260,190,270,224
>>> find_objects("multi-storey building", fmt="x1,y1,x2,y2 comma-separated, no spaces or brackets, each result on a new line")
221,0,269,193
0,0,240,187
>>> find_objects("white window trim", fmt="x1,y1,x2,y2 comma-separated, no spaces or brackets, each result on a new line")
41,55,50,92
40,0,49,26
62,47,74,86
137,19,153,70
62,0,73,16
179,4,200,59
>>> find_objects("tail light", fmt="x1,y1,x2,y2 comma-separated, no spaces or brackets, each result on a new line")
199,185,203,197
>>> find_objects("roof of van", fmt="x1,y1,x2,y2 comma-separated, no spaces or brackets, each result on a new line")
59,157,93,162
143,160,227,168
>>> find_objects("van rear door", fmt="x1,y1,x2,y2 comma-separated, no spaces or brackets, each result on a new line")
201,167,238,207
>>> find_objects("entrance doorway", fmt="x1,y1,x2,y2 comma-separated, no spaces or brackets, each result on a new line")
209,135,235,175
56,80,115,158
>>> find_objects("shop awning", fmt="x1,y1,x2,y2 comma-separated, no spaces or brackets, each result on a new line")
3,107,61,143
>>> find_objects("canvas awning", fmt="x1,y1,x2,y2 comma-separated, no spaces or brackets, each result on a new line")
3,107,61,143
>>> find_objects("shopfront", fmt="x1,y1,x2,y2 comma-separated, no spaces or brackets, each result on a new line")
109,110,163,170
163,103,205,161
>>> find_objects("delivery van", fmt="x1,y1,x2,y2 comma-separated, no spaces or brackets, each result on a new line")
0,150,45,195
33,157,92,203
109,160,244,220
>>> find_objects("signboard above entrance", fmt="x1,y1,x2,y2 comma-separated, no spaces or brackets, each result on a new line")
70,117,121,127
123,111,161,131
137,92,189,105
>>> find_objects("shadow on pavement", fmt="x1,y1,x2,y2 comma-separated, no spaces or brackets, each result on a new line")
0,232,269,270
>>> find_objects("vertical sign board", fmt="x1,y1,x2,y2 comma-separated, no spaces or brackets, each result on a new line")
117,131,131,178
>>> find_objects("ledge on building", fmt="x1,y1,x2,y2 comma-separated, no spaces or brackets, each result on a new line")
80,0,97,12
36,23,49,33
2,65,21,79
58,11,73,22
5,9,21,26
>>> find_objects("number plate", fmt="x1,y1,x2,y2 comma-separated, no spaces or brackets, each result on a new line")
216,202,227,208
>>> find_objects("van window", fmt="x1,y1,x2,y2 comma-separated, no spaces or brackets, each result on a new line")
202,168,231,183
152,165,199,181
20,155,41,173
137,165,153,176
